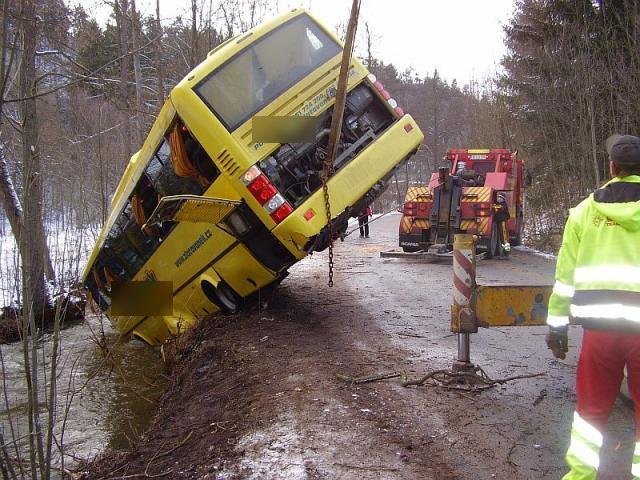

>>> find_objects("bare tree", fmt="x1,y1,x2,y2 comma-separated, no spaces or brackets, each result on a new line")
114,0,133,159
155,0,165,105
191,0,198,68
130,0,144,146
17,2,51,476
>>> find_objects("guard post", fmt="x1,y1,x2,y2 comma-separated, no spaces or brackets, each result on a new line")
450,233,554,370
451,234,478,371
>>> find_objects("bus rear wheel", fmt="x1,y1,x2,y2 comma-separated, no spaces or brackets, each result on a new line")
202,280,241,314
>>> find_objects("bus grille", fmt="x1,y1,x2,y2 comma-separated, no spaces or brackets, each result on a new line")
217,149,241,176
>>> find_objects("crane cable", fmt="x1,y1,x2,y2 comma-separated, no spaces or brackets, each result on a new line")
321,0,362,287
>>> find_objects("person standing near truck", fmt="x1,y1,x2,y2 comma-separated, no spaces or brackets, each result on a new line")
546,134,640,480
358,206,372,237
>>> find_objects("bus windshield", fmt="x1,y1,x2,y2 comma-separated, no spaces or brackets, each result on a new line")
195,14,341,130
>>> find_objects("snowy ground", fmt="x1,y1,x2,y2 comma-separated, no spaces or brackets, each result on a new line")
0,221,99,306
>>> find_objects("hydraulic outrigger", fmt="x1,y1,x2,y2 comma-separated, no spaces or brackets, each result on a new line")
450,234,552,371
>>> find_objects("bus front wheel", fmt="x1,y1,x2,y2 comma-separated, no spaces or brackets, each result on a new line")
202,280,241,314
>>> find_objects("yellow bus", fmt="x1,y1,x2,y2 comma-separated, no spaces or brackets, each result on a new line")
82,8,424,345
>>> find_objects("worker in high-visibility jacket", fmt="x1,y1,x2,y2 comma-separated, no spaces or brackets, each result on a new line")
546,134,640,480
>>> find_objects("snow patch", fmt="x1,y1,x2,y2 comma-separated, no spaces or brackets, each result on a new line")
230,419,308,479
0,224,98,306
513,245,556,260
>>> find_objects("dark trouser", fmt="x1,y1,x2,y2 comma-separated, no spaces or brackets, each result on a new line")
358,216,369,237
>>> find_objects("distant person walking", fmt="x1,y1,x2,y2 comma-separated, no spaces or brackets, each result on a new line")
546,134,640,480
358,206,372,238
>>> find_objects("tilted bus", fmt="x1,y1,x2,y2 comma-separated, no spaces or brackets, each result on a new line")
82,8,424,345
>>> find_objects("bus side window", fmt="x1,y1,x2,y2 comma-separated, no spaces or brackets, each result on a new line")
124,216,158,262
151,138,202,198
92,264,109,295
131,174,163,237
118,204,157,263
101,248,127,284
86,275,110,311
168,122,219,187
106,208,145,278
184,131,219,184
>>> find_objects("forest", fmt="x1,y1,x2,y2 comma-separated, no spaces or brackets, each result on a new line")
0,0,639,477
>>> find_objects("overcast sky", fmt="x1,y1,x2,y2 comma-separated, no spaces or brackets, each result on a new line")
81,0,515,86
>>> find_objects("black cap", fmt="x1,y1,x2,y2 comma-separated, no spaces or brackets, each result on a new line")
606,134,640,167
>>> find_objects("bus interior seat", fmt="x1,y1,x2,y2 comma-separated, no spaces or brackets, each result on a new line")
168,123,219,187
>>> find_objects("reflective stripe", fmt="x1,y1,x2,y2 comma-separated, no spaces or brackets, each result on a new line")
573,289,640,307
571,303,640,323
574,266,640,285
573,412,603,447
547,314,570,327
634,441,640,478
567,439,600,469
564,412,603,477
553,281,575,298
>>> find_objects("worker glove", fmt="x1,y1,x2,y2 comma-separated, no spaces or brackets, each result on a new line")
545,326,568,360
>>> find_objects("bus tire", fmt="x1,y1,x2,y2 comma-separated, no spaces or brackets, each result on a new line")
402,246,420,253
201,280,241,314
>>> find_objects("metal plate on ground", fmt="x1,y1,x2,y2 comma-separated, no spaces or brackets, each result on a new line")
379,249,453,263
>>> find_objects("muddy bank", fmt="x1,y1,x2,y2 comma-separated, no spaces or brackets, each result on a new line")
84,214,635,479
84,289,457,479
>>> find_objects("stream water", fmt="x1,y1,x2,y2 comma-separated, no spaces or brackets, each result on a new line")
0,314,167,470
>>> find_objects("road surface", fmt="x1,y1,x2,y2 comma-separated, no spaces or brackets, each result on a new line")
88,212,635,480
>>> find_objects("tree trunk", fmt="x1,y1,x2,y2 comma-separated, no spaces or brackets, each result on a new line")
18,0,48,476
130,0,144,146
191,0,198,68
588,99,601,186
0,146,54,284
0,143,23,246
19,0,50,320
115,0,132,159
155,0,165,106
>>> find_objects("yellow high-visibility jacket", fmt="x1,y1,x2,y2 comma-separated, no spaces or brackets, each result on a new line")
547,175,640,331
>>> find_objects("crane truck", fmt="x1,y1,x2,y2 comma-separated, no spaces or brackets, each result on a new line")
398,148,525,257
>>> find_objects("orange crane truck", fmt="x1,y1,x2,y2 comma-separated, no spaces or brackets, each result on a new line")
398,149,525,257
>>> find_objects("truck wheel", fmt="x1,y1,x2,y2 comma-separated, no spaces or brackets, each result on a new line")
402,246,421,253
486,222,499,259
